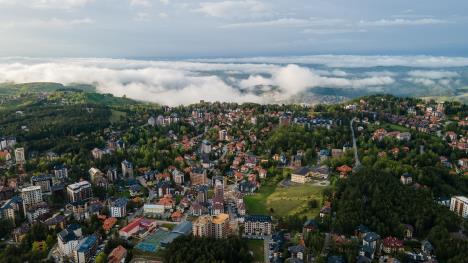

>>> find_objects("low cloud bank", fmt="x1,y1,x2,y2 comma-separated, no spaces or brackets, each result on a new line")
0,56,465,105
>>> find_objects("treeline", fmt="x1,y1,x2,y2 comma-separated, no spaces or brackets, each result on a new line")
162,235,253,263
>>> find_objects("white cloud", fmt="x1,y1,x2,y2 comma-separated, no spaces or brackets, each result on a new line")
0,0,93,9
0,17,94,29
195,0,271,18
0,58,402,105
133,12,151,22
159,0,170,4
407,70,459,79
195,55,468,68
130,0,151,7
359,18,448,27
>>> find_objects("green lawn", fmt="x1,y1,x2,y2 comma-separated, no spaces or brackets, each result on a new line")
246,239,264,263
244,180,327,218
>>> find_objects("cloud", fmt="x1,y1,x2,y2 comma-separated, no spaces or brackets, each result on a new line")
0,0,93,9
220,17,347,29
358,18,448,27
0,18,94,29
407,70,459,79
195,0,271,18
129,0,151,7
0,58,403,105
195,55,468,68
133,12,151,22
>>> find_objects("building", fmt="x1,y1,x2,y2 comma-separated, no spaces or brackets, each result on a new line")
57,224,83,257
291,167,311,184
53,164,69,179
108,245,127,263
143,204,165,216
119,217,157,239
190,168,208,186
172,169,185,185
31,175,53,194
0,196,21,222
400,173,413,185
244,215,272,237
67,181,92,203
74,235,98,263
14,147,25,165
20,185,42,214
201,140,212,154
219,130,228,141
110,198,128,218
121,160,134,177
450,196,468,218
192,213,230,239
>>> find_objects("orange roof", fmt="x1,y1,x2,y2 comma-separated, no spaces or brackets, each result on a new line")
108,245,127,263
103,217,117,231
337,165,352,173
158,197,174,206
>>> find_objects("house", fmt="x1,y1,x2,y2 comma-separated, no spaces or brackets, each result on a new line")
143,204,165,216
421,240,434,255
238,180,257,193
303,219,319,235
404,224,414,239
171,210,183,222
103,217,117,232
337,165,352,178
121,160,134,178
400,173,413,185
382,236,404,254
108,245,127,263
360,232,380,259
288,245,305,261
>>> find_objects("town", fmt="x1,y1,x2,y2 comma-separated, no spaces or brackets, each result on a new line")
0,90,467,263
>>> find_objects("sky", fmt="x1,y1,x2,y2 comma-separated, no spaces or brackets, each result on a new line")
0,0,467,58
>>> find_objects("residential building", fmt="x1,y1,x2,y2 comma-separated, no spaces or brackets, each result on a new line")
108,245,127,263
450,196,468,218
31,174,53,194
121,160,134,177
244,215,272,236
190,168,208,186
110,198,128,218
20,185,42,214
143,204,165,216
67,181,92,203
57,224,83,257
219,130,228,141
400,173,413,185
14,147,25,165
201,140,211,154
0,196,21,222
53,164,69,179
291,167,311,184
74,235,98,263
192,213,230,239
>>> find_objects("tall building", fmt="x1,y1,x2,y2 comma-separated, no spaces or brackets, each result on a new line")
20,185,42,214
57,224,83,257
14,147,25,165
74,235,98,263
201,140,211,154
190,168,207,186
218,130,228,141
121,160,134,177
450,196,468,218
244,215,272,236
67,181,93,203
31,175,53,194
192,213,230,239
110,198,128,218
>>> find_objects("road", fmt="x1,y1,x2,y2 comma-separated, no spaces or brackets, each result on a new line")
350,118,361,169
263,235,271,263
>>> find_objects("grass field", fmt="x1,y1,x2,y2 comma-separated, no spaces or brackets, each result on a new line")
110,109,127,123
244,180,327,219
246,239,264,263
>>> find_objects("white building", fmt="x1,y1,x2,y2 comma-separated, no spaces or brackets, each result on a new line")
450,196,468,218
110,198,128,218
57,224,83,257
143,204,165,216
14,147,25,164
20,185,42,213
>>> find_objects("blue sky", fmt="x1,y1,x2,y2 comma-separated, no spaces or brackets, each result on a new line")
0,0,467,58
